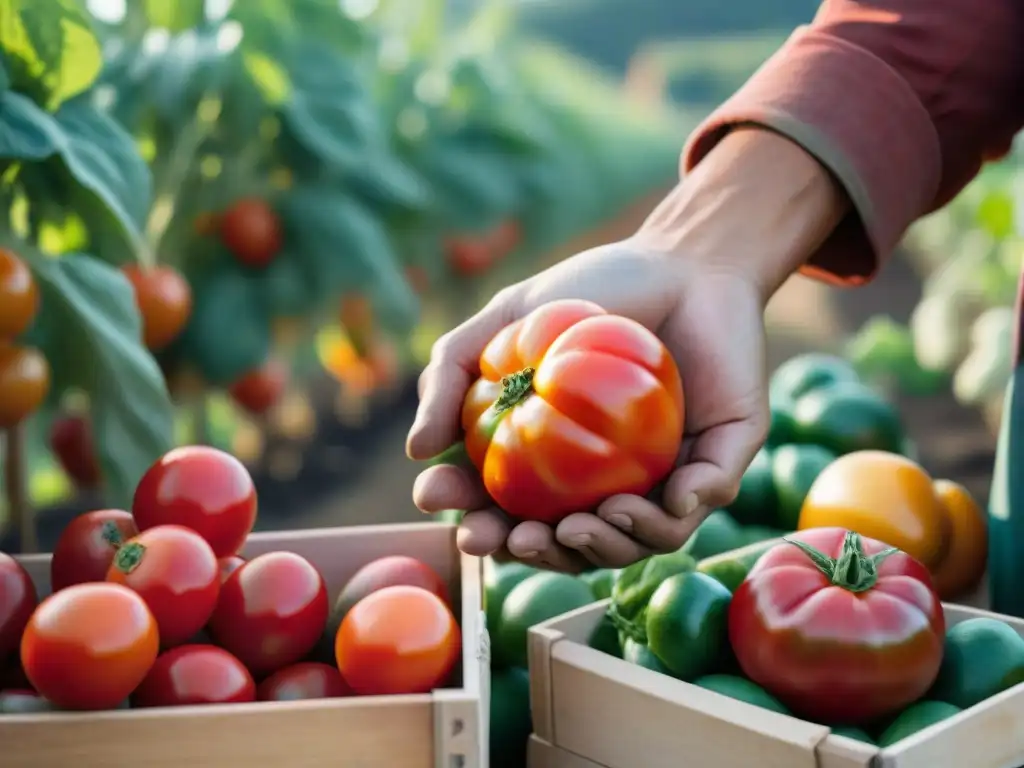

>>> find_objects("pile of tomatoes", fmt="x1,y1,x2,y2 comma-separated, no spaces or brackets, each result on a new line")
0,445,462,713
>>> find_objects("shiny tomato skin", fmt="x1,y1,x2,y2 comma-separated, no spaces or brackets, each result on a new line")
220,198,282,268
0,345,49,428
0,553,37,658
49,414,102,489
21,583,159,710
729,527,944,725
132,645,255,707
51,509,138,592
229,359,288,415
0,247,38,339
106,525,220,648
218,555,246,583
462,299,685,524
336,585,461,696
121,264,192,351
132,446,257,557
329,555,449,634
208,552,329,677
256,661,351,701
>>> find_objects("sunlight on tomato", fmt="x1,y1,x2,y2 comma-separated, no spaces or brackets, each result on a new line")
21,583,159,710
132,644,255,707
336,585,461,696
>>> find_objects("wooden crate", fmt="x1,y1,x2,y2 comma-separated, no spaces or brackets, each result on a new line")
528,598,1024,768
2,522,488,768
529,734,608,768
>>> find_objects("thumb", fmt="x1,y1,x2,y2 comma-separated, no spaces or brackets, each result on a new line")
406,295,518,460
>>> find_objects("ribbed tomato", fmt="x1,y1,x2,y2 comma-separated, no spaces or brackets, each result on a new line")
729,527,944,725
462,299,684,523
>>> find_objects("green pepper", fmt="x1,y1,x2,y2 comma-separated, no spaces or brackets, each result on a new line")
580,568,618,600
610,548,696,628
696,539,779,593
643,572,731,681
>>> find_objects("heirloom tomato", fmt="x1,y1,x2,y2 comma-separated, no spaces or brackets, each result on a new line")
132,645,255,707
0,553,36,658
51,509,137,592
461,299,684,524
257,662,351,701
107,525,220,648
729,528,944,725
21,583,158,710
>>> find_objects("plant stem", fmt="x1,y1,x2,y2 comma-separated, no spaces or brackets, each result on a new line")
4,424,36,554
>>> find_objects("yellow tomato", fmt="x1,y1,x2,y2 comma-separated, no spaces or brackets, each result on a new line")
798,450,950,569
930,479,987,600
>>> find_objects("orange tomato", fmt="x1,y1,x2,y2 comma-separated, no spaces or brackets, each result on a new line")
121,264,192,351
462,299,684,524
229,358,288,415
0,345,49,428
0,248,38,340
335,585,460,696
21,583,159,710
798,451,950,569
930,479,987,599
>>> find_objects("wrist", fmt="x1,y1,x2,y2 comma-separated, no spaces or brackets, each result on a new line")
635,127,849,303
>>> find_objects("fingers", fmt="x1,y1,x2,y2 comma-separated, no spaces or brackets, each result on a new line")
507,522,590,573
406,296,518,460
595,494,707,554
412,464,489,513
458,509,513,556
555,513,651,568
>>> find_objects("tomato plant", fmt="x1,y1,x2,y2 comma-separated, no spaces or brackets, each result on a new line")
49,413,102,490
132,645,256,707
121,264,192,352
132,446,257,558
0,345,50,429
107,525,221,647
220,199,283,269
50,509,137,592
336,585,460,695
209,551,329,676
0,248,39,340
730,528,944,725
228,359,288,415
257,661,351,701
0,553,37,658
329,555,449,635
22,583,159,710
462,299,684,523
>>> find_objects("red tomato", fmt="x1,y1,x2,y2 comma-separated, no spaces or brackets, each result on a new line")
0,247,38,339
132,644,255,707
49,414,102,489
132,445,257,557
219,555,246,583
121,264,192,351
462,299,685,524
220,198,282,268
257,661,351,701
445,236,495,276
21,583,159,710
208,552,329,676
329,555,449,634
228,359,288,415
50,509,138,592
336,585,460,695
0,553,36,658
106,525,220,648
729,527,944,725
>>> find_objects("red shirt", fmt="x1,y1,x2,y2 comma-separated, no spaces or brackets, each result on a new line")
682,0,1024,284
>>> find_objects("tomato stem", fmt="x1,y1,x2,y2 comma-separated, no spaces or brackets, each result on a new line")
785,531,898,593
493,368,536,413
100,521,124,548
607,603,647,645
113,542,146,574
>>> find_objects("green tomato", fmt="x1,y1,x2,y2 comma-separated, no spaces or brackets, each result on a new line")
726,449,778,527
496,572,594,668
489,666,533,768
877,701,961,747
696,539,779,593
767,400,797,447
693,674,790,714
645,572,731,681
930,618,1024,709
791,381,904,455
484,561,539,645
686,510,746,560
580,568,618,601
769,353,860,403
771,443,836,530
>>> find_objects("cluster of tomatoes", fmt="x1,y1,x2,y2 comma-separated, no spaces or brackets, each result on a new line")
0,248,49,430
0,445,461,713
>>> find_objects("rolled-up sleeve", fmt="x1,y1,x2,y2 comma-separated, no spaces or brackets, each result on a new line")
682,0,1024,284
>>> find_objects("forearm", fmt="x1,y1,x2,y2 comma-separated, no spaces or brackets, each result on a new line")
637,128,848,302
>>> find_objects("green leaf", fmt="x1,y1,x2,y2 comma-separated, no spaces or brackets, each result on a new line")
0,0,103,109
0,90,58,159
21,248,173,507
143,0,205,32
977,189,1016,240
346,146,431,212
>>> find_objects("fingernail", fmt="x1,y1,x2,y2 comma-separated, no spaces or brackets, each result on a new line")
518,550,539,560
568,534,592,547
607,514,632,532
683,492,700,516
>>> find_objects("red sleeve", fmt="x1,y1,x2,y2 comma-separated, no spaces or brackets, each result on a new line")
682,0,1024,284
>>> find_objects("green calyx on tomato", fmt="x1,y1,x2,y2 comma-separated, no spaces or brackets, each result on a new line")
101,521,125,547
493,368,536,413
929,618,1024,709
112,542,146,574
785,531,897,593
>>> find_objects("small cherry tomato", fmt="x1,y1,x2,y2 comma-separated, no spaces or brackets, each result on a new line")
218,555,246,583
132,644,255,707
50,509,138,592
121,264,192,351
228,359,288,415
0,345,49,428
445,236,496,276
21,583,159,710
106,525,220,648
328,555,449,636
220,198,282,268
132,445,257,557
336,585,461,696
209,551,329,676
48,413,102,489
0,248,39,340
0,688,57,713
0,553,37,658
257,661,351,701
